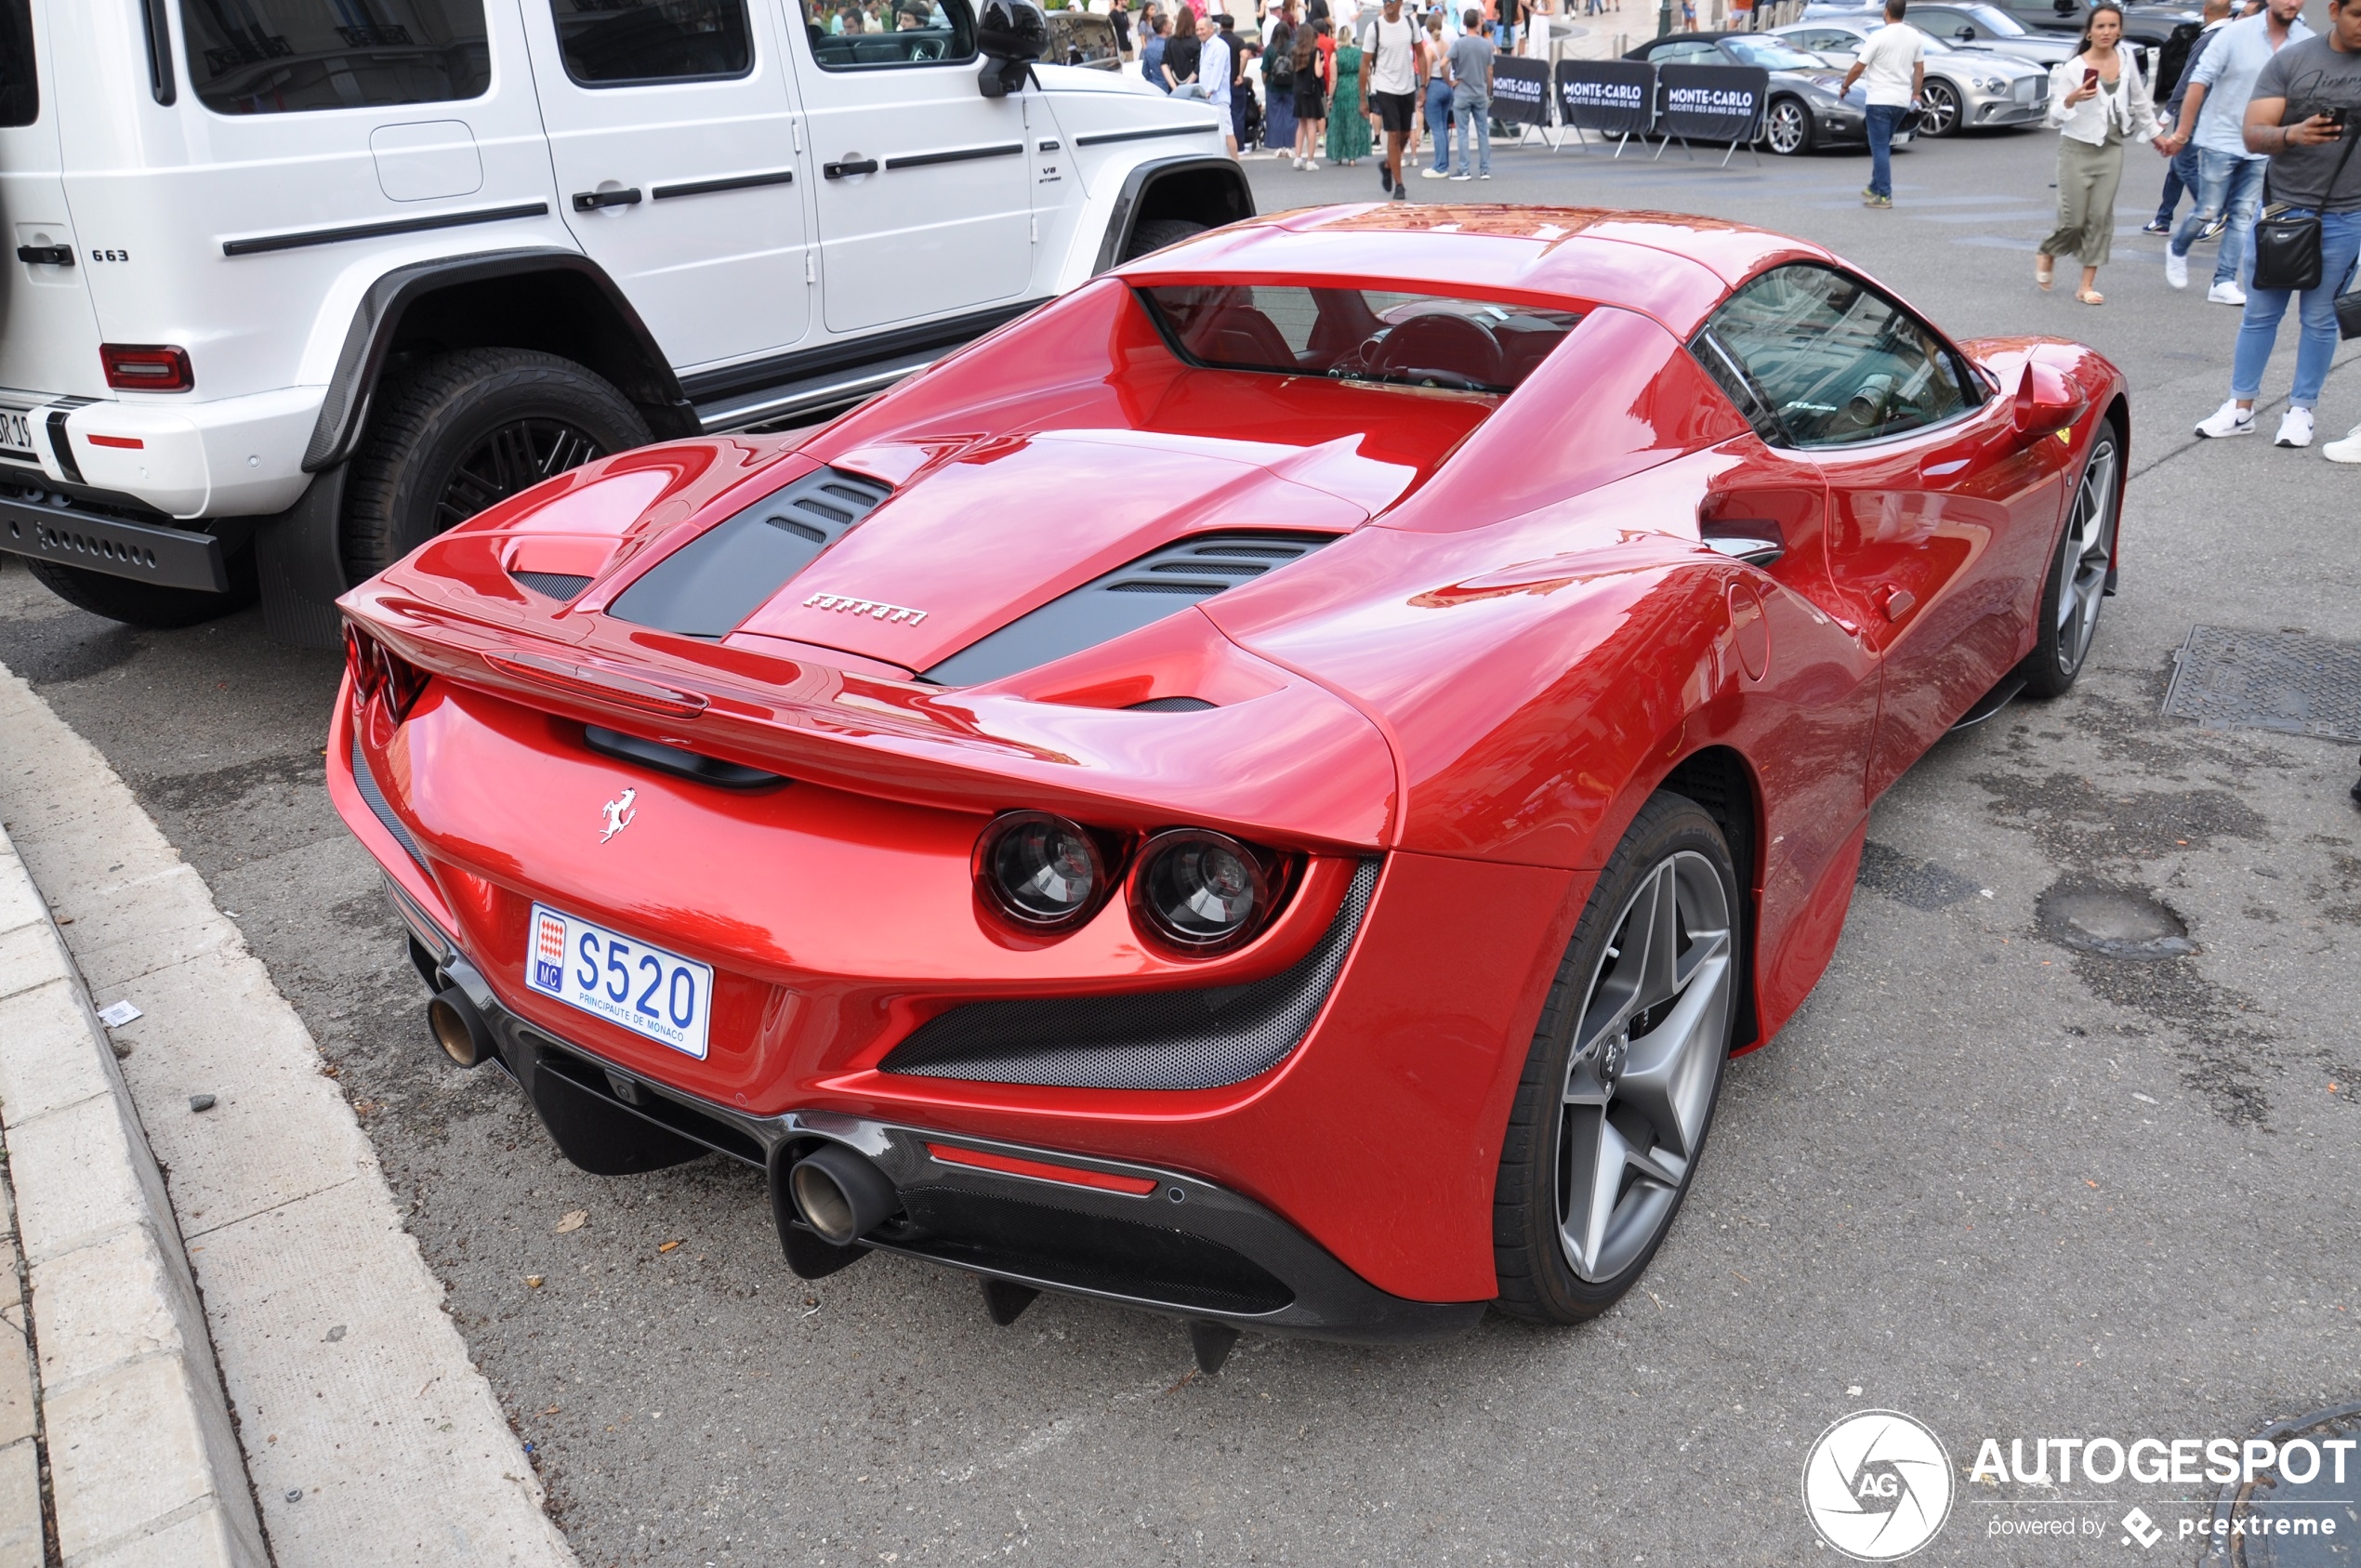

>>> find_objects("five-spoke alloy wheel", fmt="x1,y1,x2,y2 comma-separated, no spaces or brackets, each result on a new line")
1496,792,1740,1322
2018,426,2119,697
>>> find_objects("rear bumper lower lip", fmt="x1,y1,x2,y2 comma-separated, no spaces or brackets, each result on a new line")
412,904,1482,1343
0,492,238,591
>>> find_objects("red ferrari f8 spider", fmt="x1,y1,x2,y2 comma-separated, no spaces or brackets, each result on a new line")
330,204,2128,1367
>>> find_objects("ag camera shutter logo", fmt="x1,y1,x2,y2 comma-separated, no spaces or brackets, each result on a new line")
1802,1410,1956,1561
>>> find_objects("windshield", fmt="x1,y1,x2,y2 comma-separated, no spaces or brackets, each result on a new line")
1957,4,2029,34
1721,36,1828,70
1138,285,1583,395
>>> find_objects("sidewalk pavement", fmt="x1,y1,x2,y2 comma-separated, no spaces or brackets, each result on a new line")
0,660,577,1568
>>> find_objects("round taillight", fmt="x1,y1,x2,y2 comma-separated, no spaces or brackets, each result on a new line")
1132,829,1270,953
978,811,1108,929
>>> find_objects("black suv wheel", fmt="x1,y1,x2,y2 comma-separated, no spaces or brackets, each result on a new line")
341,348,652,583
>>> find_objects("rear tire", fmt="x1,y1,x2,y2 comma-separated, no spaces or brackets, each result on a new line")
27,547,258,629
1493,792,1740,1324
1124,217,1208,261
340,348,651,584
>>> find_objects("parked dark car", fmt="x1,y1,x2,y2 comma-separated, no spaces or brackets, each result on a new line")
1624,32,1917,156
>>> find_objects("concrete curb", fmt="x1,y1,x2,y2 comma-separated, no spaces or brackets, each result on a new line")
0,824,267,1567
0,664,576,1568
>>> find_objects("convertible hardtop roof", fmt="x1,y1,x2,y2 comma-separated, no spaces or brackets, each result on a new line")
1116,204,1838,341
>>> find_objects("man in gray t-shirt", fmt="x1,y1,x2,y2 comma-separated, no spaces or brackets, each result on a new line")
1445,13,1495,178
2190,0,2361,458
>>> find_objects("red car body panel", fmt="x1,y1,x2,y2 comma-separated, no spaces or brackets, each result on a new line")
328,205,2130,1317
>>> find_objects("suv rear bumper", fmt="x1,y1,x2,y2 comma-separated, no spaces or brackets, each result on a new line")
0,489,245,591
0,385,321,520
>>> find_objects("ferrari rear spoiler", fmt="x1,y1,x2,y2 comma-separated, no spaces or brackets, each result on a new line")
338,582,1397,850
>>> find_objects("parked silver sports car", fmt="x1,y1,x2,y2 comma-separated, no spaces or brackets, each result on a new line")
1773,18,2051,138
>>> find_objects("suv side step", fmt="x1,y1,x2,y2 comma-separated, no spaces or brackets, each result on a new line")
692,346,949,433
0,493,246,592
686,296,1049,433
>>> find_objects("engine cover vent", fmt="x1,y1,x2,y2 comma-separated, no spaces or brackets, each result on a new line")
607,467,892,637
924,531,1338,687
509,571,592,600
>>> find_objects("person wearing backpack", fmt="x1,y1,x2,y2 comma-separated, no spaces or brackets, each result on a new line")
1266,3,1301,151
2145,0,2235,234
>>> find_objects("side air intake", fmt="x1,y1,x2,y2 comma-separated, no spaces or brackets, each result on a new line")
607,467,892,637
924,532,1338,687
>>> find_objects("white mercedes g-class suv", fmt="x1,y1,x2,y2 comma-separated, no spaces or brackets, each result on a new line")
0,0,1246,640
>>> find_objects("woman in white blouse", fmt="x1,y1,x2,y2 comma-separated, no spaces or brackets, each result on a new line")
2037,1,2159,305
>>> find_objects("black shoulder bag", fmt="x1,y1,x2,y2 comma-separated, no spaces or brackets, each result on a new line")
2250,122,2359,298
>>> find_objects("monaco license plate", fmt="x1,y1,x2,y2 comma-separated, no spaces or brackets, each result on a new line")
525,903,713,1059
0,410,34,461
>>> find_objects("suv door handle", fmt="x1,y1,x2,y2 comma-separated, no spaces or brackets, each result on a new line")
570,188,643,212
823,158,879,178
15,244,74,266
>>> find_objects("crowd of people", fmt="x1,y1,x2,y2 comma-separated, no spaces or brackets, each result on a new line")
1122,0,1576,182
1831,0,2358,459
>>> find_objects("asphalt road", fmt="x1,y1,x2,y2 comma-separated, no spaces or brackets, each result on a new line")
5,113,2360,1567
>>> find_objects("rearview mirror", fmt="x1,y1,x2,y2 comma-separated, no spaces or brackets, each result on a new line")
2012,359,2086,437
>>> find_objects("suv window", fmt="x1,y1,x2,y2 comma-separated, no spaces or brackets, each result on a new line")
1696,264,1976,447
180,0,489,115
800,0,978,68
551,0,752,85
1,0,33,126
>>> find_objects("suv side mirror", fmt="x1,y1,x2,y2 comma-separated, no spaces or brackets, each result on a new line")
978,0,1048,95
2012,359,2086,437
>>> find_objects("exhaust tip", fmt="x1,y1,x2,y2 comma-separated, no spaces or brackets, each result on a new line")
788,1144,898,1245
426,989,493,1068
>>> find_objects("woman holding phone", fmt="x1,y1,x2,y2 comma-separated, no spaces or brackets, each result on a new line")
2038,1,2159,304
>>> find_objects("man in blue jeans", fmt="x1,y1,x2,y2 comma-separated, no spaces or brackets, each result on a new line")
2191,0,2361,455
1447,9,1495,179
2158,0,2311,304
1840,0,1925,208
2145,0,2234,232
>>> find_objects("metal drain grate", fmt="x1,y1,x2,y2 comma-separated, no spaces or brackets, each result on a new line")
2161,626,2361,743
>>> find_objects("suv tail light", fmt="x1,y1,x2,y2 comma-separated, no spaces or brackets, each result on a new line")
99,344,193,392
345,626,429,721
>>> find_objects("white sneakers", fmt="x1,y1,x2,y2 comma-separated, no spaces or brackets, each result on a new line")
2164,248,2189,289
2194,400,2255,438
1420,165,1448,178
2323,424,2361,464
2275,407,2314,448
2209,280,2247,306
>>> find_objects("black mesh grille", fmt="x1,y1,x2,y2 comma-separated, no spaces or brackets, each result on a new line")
879,1186,1294,1314
607,467,892,637
923,532,1339,687
510,570,592,600
350,732,428,870
880,859,1381,1090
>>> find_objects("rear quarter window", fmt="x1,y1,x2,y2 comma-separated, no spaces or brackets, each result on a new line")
181,0,491,115
1,0,34,126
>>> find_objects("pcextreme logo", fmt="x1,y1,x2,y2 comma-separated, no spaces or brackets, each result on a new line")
1803,1410,1958,1561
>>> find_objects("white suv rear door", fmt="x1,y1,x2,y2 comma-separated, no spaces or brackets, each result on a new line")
0,0,104,415
523,0,811,372
779,0,1035,335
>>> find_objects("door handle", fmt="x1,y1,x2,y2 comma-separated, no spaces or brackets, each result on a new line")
15,244,74,266
570,188,643,212
823,157,879,179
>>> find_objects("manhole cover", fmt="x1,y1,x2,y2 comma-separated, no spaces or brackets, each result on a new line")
2163,626,2361,742
2199,1401,2361,1568
2037,881,2197,959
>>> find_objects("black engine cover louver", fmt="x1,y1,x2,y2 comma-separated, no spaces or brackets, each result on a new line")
923,531,1339,688
509,571,592,601
606,466,892,637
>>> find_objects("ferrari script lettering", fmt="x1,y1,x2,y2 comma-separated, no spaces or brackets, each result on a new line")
803,594,928,626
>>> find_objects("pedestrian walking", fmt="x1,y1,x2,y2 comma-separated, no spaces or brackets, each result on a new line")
1292,20,1332,166
1421,11,1457,174
1362,0,1421,197
1840,0,1925,210
2157,0,2311,303
2193,0,2361,454
1328,21,1372,163
1265,4,1301,151
1448,6,1496,177
2036,2,2159,305
2146,0,2234,233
